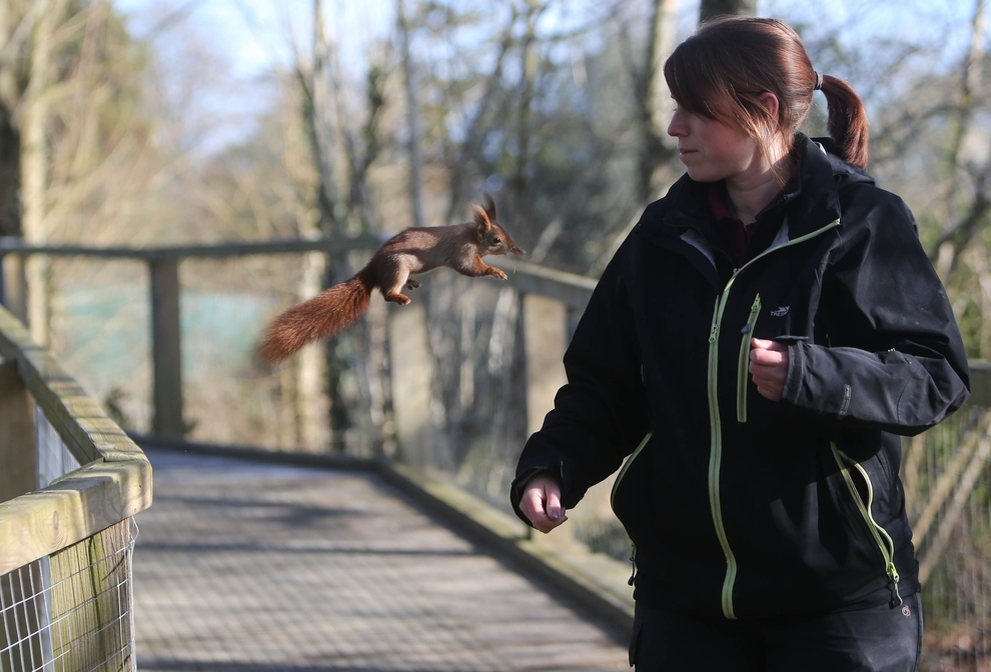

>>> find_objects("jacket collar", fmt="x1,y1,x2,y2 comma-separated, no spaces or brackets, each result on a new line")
636,133,873,249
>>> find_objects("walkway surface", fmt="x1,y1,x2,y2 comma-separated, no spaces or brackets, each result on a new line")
132,446,631,672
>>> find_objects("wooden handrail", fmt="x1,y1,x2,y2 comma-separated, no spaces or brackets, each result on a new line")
0,304,152,575
0,234,384,259
0,238,602,440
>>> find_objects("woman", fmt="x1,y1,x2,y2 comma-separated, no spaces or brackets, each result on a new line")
511,16,970,671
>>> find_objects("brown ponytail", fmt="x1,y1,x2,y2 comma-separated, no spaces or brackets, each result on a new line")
819,74,869,169
664,17,871,170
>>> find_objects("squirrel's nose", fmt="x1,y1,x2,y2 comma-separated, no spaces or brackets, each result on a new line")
511,246,524,255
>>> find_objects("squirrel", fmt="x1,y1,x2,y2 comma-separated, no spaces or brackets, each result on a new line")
258,194,524,364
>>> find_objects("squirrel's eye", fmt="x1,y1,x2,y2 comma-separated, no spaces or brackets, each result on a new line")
493,237,502,244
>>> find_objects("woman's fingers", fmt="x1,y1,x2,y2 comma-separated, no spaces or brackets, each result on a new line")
749,339,789,401
519,474,569,534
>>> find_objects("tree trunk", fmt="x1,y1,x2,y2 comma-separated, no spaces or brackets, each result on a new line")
508,0,539,225
699,0,756,23
636,0,679,203
21,0,69,346
397,0,425,230
0,1,19,239
0,106,19,238
0,103,26,322
285,0,339,451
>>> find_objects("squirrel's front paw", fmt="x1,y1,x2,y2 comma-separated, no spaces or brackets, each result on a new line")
489,268,508,281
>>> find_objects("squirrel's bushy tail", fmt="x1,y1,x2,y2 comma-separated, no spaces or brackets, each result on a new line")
258,271,373,364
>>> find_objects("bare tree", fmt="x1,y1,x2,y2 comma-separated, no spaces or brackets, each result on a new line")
284,0,391,452
0,0,151,342
620,0,679,204
930,0,988,279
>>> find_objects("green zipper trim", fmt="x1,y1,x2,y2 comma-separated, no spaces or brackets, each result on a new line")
705,217,841,620
830,445,901,597
736,294,762,423
707,298,738,619
611,432,653,508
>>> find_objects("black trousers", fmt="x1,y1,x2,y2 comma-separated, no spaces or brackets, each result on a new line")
629,594,922,671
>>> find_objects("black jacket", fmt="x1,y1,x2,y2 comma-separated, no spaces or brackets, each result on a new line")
512,134,971,619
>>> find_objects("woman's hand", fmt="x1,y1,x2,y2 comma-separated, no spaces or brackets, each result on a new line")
749,338,789,401
519,473,568,534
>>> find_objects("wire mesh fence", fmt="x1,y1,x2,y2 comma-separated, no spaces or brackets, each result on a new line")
1,404,139,672
1,521,136,672
905,401,991,671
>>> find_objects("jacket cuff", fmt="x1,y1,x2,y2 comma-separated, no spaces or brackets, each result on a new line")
781,341,807,406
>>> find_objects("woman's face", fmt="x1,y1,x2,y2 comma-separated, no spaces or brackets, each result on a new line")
666,106,765,184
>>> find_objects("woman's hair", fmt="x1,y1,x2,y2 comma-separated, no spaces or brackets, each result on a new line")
663,16,869,169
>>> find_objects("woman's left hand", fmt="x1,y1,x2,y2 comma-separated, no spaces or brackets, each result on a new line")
749,338,789,401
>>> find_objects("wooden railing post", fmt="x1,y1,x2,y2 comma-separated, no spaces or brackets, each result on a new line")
0,359,36,502
388,302,434,469
521,292,579,546
521,293,569,437
150,257,184,438
0,347,45,668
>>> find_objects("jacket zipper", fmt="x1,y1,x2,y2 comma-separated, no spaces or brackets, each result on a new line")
706,218,841,620
707,297,738,619
831,445,903,606
736,294,762,423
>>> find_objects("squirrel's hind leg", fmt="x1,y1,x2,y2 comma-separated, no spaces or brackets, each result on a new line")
381,266,412,305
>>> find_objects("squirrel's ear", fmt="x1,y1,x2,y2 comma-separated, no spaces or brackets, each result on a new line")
472,202,492,233
482,192,497,220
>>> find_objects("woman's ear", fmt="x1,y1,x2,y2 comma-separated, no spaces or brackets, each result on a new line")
758,92,780,120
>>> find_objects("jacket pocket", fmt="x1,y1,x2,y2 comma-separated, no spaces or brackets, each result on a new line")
736,294,762,423
830,443,903,605
611,432,653,509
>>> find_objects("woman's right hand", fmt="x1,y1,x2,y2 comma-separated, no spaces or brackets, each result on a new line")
519,473,568,534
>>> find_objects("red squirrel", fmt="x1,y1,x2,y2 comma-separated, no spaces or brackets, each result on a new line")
258,194,523,364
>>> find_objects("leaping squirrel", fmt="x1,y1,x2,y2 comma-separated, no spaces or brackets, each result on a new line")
258,194,524,364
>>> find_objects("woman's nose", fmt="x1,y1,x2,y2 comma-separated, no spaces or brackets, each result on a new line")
667,109,686,137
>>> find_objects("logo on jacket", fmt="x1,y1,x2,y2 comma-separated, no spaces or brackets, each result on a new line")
770,306,790,317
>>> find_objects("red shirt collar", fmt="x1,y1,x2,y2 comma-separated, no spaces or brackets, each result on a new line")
707,182,784,228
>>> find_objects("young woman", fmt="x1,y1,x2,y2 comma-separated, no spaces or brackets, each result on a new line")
511,16,971,671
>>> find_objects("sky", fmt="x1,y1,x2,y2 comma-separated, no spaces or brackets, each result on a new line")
107,0,399,153
111,0,396,80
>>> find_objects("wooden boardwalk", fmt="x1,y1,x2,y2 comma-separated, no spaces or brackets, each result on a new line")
132,446,630,671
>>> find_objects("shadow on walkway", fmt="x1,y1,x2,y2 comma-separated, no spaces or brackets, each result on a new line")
133,447,630,672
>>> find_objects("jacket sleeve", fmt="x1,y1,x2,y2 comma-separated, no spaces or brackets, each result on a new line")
510,237,651,522
781,186,971,435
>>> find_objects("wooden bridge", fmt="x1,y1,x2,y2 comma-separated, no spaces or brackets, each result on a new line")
2,238,991,670
132,442,631,671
